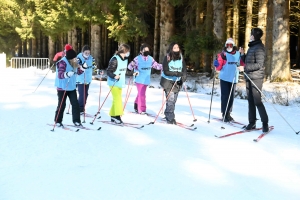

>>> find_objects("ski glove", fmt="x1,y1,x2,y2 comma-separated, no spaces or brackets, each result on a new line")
177,79,183,86
64,71,75,78
77,58,83,65
213,59,219,67
176,72,183,77
80,62,88,71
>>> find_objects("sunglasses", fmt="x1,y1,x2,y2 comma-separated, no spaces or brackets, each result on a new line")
226,44,233,48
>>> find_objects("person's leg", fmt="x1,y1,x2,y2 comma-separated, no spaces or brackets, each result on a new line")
84,83,90,109
77,84,85,113
227,83,236,119
220,80,230,117
164,90,179,124
110,87,123,122
245,81,257,129
68,90,81,124
54,90,67,124
138,84,148,112
135,83,143,113
251,79,269,124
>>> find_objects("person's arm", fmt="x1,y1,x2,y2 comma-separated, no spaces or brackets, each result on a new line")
151,57,162,70
215,52,227,71
57,61,67,79
245,47,265,72
128,57,138,70
107,57,118,79
162,56,183,77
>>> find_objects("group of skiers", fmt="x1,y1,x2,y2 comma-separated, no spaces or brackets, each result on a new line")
53,27,270,133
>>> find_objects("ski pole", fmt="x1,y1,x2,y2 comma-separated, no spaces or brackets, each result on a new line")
51,78,71,131
208,69,216,123
33,63,55,93
123,72,138,111
161,89,164,114
97,70,104,113
183,82,197,122
149,80,178,124
221,68,238,129
90,75,120,125
82,73,86,123
125,76,132,103
243,72,299,134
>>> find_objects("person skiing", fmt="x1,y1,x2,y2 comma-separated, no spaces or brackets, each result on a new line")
127,43,162,114
239,28,270,132
107,44,131,124
213,38,244,122
160,42,187,125
76,45,97,114
54,45,87,127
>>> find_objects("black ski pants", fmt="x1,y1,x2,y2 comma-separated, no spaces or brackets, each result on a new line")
246,79,269,124
220,79,236,115
54,89,81,124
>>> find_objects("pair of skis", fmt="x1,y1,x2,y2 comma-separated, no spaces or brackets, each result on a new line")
126,111,197,131
213,118,274,142
47,123,101,132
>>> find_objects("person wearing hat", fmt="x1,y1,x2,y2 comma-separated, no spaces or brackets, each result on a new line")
160,42,187,125
213,38,244,122
76,45,97,114
238,27,269,132
54,45,87,127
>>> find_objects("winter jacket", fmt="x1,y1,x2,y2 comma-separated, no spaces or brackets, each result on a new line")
107,54,128,88
160,55,187,93
241,40,265,80
215,47,242,83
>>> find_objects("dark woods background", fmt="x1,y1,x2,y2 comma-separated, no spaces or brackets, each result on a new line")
0,0,298,81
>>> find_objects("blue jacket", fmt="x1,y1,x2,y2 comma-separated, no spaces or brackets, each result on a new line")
219,52,240,83
55,57,77,91
107,55,127,88
76,53,95,84
135,55,154,85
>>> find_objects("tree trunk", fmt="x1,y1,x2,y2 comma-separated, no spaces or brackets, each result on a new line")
104,26,109,68
153,0,160,61
68,29,78,51
265,0,273,79
42,35,47,58
159,0,175,63
32,38,37,57
233,0,240,45
28,39,32,57
91,25,101,69
23,40,27,57
245,0,253,51
258,0,268,45
271,0,291,81
226,0,232,39
135,36,140,56
205,0,213,73
48,36,55,61
297,22,300,68
213,0,225,41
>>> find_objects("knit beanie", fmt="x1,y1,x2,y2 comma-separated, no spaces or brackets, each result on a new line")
225,38,235,47
65,45,77,60
251,28,263,40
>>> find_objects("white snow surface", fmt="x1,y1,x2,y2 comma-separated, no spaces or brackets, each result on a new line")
0,67,300,200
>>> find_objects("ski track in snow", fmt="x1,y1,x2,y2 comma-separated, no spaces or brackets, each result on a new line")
0,68,300,200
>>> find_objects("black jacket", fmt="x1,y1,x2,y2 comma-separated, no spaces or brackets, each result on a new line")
160,55,187,93
107,54,126,79
241,40,265,80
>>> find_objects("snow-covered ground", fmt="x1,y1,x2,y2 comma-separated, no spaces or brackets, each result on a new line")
0,67,300,200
